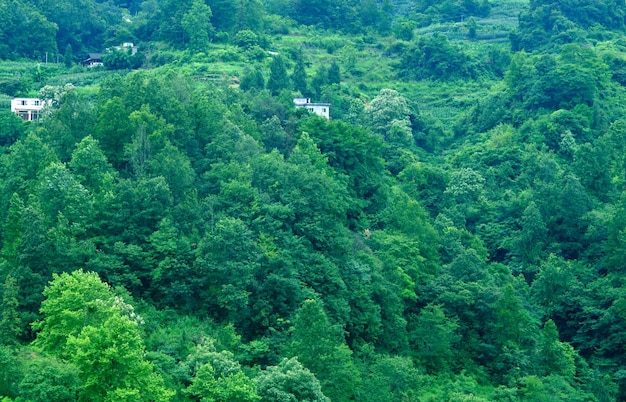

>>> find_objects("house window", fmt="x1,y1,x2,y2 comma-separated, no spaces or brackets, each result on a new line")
322,108,327,113
34,100,40,106
30,111,38,120
21,100,27,106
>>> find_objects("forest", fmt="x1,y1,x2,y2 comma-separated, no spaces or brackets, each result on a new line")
1,0,626,400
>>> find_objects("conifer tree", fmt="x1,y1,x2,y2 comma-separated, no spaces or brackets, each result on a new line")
0,275,21,344
328,61,341,85
267,55,290,95
63,44,73,68
292,53,309,96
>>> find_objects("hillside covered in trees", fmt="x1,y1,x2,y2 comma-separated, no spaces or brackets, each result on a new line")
2,0,626,400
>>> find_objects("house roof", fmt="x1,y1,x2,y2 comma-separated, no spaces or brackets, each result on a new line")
84,53,104,61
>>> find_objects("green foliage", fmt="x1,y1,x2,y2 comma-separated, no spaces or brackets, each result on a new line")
291,53,308,96
409,303,459,373
16,352,80,402
256,357,329,401
288,299,360,401
0,0,57,60
0,345,20,398
184,339,259,402
103,49,132,70
512,0,626,51
3,3,626,399
0,275,21,344
32,270,172,401
395,34,484,81
365,88,413,142
0,111,26,148
186,364,259,401
63,44,73,68
267,56,290,96
327,61,341,85
182,0,215,53
356,354,421,401
240,66,265,91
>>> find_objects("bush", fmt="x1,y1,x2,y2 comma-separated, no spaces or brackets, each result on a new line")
234,30,259,49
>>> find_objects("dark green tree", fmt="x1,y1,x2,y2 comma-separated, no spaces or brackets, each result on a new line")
103,48,132,70
0,110,26,147
408,303,459,373
0,344,21,398
291,53,309,95
327,61,341,85
240,67,265,91
267,55,290,96
93,97,133,168
310,66,328,99
0,275,21,344
17,354,80,402
511,201,547,267
63,44,73,67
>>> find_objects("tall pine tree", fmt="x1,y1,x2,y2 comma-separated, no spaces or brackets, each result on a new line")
267,55,290,96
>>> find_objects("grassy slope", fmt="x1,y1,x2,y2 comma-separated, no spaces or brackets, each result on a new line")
1,0,529,126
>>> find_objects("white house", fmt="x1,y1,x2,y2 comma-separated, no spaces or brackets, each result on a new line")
11,98,47,121
294,98,330,119
115,42,138,55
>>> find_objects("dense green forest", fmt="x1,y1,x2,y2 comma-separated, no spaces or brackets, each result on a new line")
2,0,626,400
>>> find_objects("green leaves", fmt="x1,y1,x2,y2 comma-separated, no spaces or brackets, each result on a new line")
267,56,290,96
288,299,360,401
32,270,172,401
182,0,214,53
257,357,329,402
184,339,259,402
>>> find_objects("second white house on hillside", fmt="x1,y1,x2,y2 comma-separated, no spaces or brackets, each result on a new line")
294,98,330,119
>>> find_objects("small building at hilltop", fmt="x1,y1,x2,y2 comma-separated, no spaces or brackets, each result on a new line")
294,98,330,119
11,98,47,121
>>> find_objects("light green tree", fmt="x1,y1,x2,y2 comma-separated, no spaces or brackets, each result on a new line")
288,299,360,402
184,338,259,402
32,270,173,401
182,0,214,53
535,320,576,379
185,364,259,402
256,357,329,402
365,89,413,143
